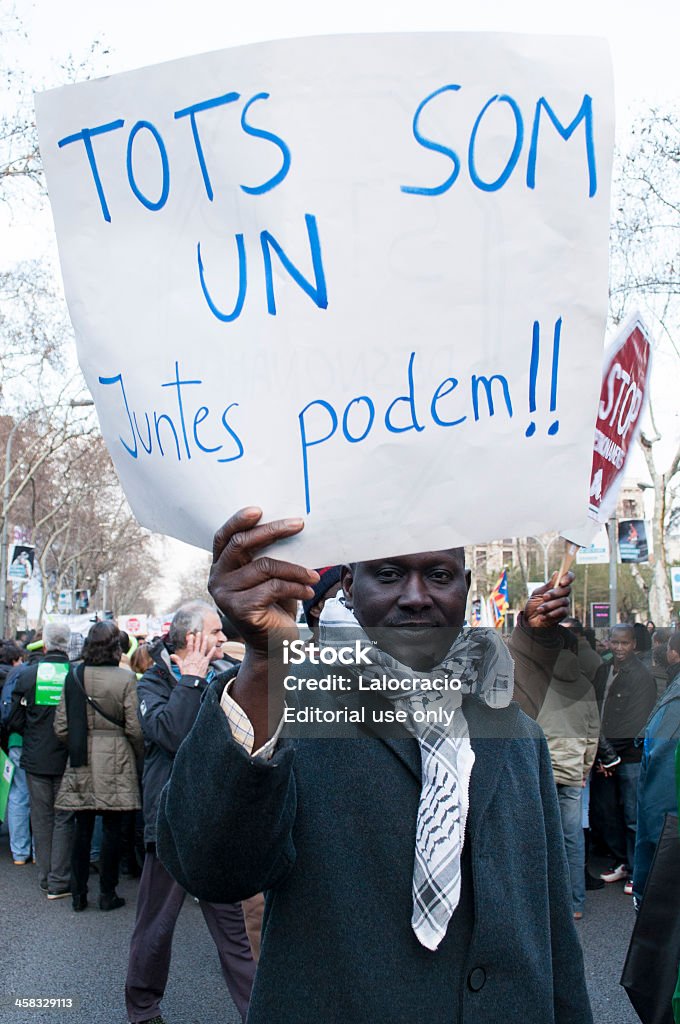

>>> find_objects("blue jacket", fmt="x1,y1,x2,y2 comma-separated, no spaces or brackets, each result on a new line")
632,663,680,901
158,674,592,1023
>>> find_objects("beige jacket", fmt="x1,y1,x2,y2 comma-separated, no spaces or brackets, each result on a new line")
54,664,143,811
537,650,600,787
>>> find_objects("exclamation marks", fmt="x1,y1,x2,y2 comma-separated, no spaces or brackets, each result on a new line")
548,318,561,436
525,317,562,437
525,321,540,437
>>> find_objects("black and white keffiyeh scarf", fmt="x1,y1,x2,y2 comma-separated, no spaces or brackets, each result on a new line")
319,594,514,951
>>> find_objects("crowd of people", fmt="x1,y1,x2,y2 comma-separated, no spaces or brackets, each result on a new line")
1,518,679,1024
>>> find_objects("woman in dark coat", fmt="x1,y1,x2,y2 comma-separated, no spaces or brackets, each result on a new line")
54,621,143,911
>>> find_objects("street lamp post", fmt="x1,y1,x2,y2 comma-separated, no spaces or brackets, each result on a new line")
607,513,618,628
527,535,562,590
0,419,24,635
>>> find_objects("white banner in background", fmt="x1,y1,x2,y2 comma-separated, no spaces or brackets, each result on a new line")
671,568,680,604
576,527,610,564
36,33,614,564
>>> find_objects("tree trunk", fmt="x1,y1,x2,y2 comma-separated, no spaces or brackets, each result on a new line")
640,433,678,625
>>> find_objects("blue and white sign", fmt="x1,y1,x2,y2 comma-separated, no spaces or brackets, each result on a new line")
36,33,614,563
576,527,610,565
671,567,680,603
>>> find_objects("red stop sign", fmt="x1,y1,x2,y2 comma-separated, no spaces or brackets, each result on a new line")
588,316,652,521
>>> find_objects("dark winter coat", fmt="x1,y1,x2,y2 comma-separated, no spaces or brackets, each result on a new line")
6,652,70,776
0,662,22,750
157,628,593,1024
53,664,143,811
632,662,680,900
137,639,220,844
576,635,602,685
595,655,658,762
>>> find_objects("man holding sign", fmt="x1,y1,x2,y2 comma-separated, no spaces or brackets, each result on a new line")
33,31,613,1021
157,509,592,1024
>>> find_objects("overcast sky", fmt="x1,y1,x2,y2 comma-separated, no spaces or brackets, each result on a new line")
7,0,678,264
13,0,680,122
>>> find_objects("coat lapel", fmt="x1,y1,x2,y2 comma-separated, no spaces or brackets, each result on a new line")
335,689,422,782
462,697,520,840
335,690,521,791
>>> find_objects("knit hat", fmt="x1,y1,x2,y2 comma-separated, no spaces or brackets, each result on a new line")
302,565,343,626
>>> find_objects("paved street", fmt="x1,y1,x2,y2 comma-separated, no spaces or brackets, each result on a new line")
1,833,639,1024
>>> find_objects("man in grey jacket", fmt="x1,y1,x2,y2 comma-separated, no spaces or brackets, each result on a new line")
158,508,593,1024
125,601,255,1024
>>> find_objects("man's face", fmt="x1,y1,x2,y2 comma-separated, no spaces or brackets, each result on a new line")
653,636,669,668
200,612,227,661
342,550,470,670
667,641,680,667
610,628,635,667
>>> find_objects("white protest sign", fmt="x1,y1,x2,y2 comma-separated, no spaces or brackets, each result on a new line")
118,614,148,635
36,33,614,564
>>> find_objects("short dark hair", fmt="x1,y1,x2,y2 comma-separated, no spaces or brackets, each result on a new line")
560,617,584,635
83,621,122,666
633,622,652,652
611,623,635,640
669,633,680,658
560,628,579,655
0,640,23,665
653,627,673,646
583,627,597,651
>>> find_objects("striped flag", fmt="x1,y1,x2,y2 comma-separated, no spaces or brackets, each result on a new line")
488,569,510,629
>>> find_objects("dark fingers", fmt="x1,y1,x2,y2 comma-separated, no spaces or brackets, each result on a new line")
221,557,319,593
226,578,317,618
212,507,263,563
536,569,573,606
213,512,307,571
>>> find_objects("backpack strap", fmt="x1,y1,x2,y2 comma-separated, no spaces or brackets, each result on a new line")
73,664,126,730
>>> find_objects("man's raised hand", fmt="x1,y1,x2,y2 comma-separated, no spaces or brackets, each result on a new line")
523,571,575,630
208,507,319,657
170,630,213,678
